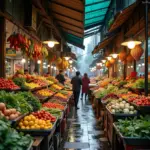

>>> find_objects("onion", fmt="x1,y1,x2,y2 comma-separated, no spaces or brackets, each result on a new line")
4,109,11,116
10,108,16,114
0,103,5,111
9,114,16,120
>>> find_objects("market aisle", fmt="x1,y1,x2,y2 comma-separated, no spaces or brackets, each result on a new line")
60,96,110,150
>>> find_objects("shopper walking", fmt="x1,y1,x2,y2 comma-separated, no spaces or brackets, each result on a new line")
81,73,90,100
71,71,82,109
56,70,65,85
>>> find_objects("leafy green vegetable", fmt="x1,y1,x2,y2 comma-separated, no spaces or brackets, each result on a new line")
18,92,41,111
115,115,150,138
13,77,28,89
0,118,32,150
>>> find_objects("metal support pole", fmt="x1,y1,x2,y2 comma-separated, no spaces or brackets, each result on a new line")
143,0,149,96
133,60,136,72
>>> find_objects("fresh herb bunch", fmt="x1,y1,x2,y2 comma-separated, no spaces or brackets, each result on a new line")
115,115,150,138
0,118,32,150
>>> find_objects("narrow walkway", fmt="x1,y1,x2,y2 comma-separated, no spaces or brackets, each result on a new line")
60,96,109,150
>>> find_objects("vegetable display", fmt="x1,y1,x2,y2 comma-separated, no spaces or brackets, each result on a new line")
18,114,52,130
107,99,137,114
0,78,20,90
128,95,150,106
43,102,65,110
41,107,62,119
115,116,150,138
36,89,54,97
0,118,32,149
32,110,56,122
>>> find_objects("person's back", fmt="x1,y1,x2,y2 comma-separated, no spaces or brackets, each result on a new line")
71,76,82,92
56,70,65,84
71,71,82,109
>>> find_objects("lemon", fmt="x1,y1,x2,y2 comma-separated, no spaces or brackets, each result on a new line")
23,121,28,126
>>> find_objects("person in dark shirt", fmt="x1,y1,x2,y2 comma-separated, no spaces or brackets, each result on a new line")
56,70,65,85
71,71,82,109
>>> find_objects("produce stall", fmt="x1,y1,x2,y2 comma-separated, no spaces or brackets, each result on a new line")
0,73,73,150
90,77,150,150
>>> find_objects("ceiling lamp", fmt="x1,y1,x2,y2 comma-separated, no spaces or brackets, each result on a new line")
43,29,59,48
64,57,70,61
111,53,118,59
21,58,26,64
37,60,41,64
121,37,141,49
101,59,106,63
106,57,112,61
69,60,73,64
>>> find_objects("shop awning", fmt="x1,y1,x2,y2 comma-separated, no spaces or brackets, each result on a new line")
84,0,111,35
49,0,84,49
109,2,137,32
92,34,116,54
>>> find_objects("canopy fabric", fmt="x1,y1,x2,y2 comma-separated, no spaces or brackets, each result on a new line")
49,0,84,49
108,2,137,32
92,34,117,54
84,0,111,34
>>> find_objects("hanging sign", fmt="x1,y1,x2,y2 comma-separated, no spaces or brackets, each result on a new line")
6,48,16,56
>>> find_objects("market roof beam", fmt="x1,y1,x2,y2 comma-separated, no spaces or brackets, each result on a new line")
50,3,83,22
52,11,83,23
85,0,110,6
55,19,84,29
50,0,84,13
59,26,83,35
53,13,83,29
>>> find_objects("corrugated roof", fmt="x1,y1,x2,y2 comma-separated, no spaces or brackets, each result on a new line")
84,0,111,34
49,0,84,49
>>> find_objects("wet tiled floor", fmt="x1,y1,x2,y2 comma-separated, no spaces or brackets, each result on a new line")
60,96,110,150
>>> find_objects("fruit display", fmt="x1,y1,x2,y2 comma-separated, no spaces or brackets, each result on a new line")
36,89,54,97
128,95,150,106
131,78,150,89
32,79,48,87
107,98,137,114
0,78,20,90
41,107,63,119
18,114,53,130
32,110,56,122
115,116,150,138
55,93,67,100
0,103,21,120
0,118,33,149
24,82,40,89
49,87,58,93
47,76,58,83
49,98,66,106
102,93,119,101
59,90,72,97
43,102,65,110
51,84,63,90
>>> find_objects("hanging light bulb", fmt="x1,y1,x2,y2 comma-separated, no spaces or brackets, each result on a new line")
48,41,55,48
111,53,118,59
64,57,70,61
43,28,59,48
47,65,50,67
101,60,106,63
121,37,141,49
69,60,73,64
37,60,41,64
51,66,54,69
106,57,112,61
21,58,26,64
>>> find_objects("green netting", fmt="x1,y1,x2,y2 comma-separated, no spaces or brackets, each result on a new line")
85,16,104,25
